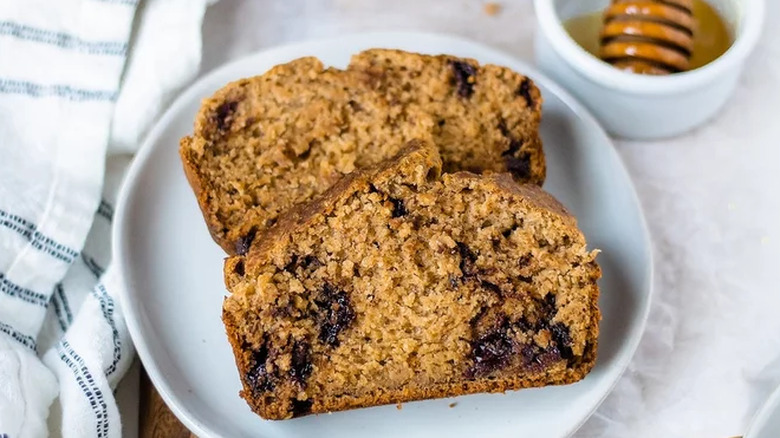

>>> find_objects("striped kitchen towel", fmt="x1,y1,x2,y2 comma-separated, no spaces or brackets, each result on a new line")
0,0,214,437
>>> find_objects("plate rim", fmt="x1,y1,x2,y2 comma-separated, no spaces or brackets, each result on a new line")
113,30,654,438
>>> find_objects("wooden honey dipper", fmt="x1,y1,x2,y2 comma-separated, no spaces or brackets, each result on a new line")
599,0,696,75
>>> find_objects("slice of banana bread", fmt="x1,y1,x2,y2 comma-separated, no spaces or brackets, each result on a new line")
348,49,545,180
222,141,599,420
180,50,545,255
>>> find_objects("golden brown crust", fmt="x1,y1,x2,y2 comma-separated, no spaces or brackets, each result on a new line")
222,143,599,420
490,173,576,226
179,136,233,251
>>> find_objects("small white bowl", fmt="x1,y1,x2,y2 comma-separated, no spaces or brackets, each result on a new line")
533,0,765,140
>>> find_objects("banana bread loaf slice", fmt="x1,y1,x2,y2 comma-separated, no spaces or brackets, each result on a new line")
180,50,545,255
348,49,545,180
222,141,599,420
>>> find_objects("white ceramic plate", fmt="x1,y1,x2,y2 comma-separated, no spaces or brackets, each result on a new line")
114,32,653,438
746,384,780,438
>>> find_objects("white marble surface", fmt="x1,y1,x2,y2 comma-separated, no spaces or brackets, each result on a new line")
194,1,780,436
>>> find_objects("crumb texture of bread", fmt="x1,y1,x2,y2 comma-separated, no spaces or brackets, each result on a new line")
222,142,598,420
180,50,545,254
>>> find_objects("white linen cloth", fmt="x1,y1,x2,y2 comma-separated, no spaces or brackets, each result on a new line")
0,0,212,437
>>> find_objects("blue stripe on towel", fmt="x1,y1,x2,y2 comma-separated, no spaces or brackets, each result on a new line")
0,272,48,307
51,283,73,331
82,254,105,279
0,21,127,56
0,320,36,351
56,283,73,324
58,340,110,437
97,200,114,222
0,209,80,263
93,283,121,376
0,79,116,102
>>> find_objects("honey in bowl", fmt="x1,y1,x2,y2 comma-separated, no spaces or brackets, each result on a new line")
563,0,733,74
